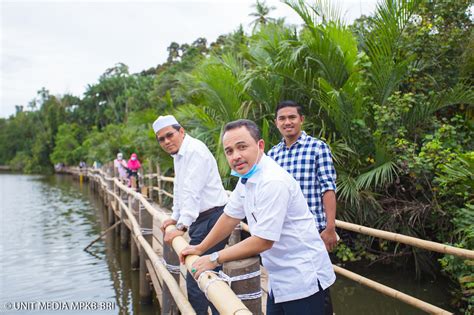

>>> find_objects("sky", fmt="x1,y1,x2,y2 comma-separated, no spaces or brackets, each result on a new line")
0,0,378,118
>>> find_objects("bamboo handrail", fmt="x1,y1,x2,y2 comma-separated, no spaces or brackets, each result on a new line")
239,223,453,314
160,175,175,183
112,179,251,314
333,266,452,314
335,220,474,260
152,187,174,199
85,167,463,314
107,183,196,314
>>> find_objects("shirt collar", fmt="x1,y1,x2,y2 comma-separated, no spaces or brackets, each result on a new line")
280,131,307,149
244,154,268,185
172,134,190,158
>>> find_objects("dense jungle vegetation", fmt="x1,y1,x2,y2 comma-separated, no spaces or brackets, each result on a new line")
1,0,472,312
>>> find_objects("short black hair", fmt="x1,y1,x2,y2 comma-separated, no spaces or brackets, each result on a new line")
275,100,304,117
223,119,261,142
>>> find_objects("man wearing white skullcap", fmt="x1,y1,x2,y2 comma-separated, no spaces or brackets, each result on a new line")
153,115,228,315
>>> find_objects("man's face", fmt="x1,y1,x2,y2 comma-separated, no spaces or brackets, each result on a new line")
156,126,185,155
275,106,304,139
222,126,264,175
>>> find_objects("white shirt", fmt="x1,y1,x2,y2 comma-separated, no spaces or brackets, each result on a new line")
171,134,228,227
224,154,336,303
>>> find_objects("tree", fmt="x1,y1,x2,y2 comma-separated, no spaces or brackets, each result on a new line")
249,0,276,32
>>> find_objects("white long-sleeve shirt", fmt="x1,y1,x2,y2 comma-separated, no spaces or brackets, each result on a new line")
170,134,228,227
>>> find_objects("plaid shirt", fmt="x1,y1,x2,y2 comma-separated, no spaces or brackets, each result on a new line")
267,131,337,231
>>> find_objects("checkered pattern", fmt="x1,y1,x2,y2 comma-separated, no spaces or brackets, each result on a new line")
268,131,337,231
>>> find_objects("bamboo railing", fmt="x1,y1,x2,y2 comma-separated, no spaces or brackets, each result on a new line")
85,167,252,314
143,168,471,315
68,165,470,314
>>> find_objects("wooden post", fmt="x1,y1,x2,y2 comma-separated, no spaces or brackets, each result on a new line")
223,257,261,314
148,160,154,200
131,176,137,191
107,166,115,227
228,224,242,246
120,195,130,249
156,163,162,206
138,169,144,194
162,242,180,314
139,204,153,304
130,197,140,269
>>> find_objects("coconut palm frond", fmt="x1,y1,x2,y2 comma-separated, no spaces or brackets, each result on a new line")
356,160,399,191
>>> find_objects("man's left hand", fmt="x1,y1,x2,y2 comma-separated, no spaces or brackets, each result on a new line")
320,227,338,252
164,229,185,245
190,255,218,280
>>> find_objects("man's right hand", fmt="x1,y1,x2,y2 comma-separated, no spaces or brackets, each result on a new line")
179,245,204,264
161,219,177,233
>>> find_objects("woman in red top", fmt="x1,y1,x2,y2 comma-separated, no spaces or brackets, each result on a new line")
127,153,141,189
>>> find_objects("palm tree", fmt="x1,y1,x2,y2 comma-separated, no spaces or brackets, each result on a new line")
249,0,277,32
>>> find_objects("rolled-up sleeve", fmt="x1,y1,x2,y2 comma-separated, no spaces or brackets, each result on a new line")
316,142,337,194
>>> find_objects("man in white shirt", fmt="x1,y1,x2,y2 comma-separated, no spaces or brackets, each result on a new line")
153,115,228,315
181,119,335,315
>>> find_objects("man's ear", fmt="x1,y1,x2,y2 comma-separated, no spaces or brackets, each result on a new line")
258,139,265,151
301,115,305,124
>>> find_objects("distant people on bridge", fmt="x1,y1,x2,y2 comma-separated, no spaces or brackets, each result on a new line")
114,153,128,181
127,153,141,189
92,161,102,169
79,160,86,169
153,114,228,315
267,100,338,314
181,119,335,315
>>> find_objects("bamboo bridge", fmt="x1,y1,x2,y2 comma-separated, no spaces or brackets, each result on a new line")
64,163,473,315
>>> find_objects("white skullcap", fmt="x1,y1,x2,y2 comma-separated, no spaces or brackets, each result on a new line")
153,115,179,134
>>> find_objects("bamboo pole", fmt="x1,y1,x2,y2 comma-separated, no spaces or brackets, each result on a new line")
168,227,252,315
83,220,121,251
159,175,175,183
333,265,452,315
115,181,251,314
156,163,162,205
335,220,474,260
111,189,196,314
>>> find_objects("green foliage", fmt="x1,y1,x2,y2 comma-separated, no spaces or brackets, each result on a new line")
50,124,86,165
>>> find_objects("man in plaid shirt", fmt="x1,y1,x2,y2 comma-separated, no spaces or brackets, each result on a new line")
268,100,337,314
268,100,338,249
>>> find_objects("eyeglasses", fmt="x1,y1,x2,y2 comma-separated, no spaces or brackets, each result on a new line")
156,130,178,143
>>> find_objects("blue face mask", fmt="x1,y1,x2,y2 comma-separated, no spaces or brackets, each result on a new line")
230,163,260,179
230,148,261,179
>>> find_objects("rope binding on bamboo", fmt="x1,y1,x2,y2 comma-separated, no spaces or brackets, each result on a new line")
159,257,181,274
197,270,262,301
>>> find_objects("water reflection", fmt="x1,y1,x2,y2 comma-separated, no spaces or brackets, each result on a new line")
0,174,158,315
